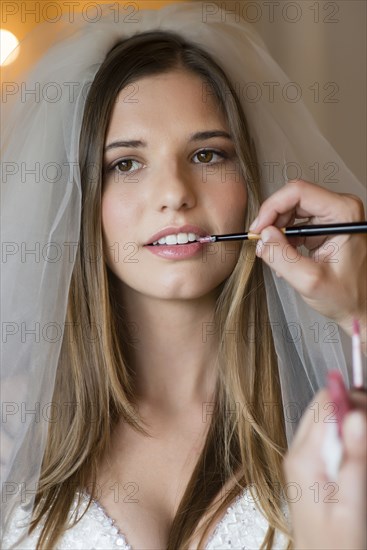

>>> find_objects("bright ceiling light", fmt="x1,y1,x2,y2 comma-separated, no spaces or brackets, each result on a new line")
0,29,19,66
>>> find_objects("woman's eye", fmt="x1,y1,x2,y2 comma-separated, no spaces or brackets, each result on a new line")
107,150,228,174
193,150,227,164
112,159,142,173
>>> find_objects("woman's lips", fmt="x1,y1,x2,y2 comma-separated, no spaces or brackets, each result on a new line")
144,241,205,259
145,225,209,245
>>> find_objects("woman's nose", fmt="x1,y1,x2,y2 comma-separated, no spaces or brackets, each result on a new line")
150,162,197,212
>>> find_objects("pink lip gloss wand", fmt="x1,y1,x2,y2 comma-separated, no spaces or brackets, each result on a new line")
352,318,364,389
321,317,365,480
321,370,351,481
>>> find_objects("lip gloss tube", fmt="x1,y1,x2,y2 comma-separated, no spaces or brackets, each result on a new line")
352,318,364,389
321,370,353,481
327,370,352,437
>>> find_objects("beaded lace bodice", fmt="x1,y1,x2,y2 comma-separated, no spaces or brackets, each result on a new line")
3,489,289,549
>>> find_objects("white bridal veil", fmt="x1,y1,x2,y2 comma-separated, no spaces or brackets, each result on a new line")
1,0,366,543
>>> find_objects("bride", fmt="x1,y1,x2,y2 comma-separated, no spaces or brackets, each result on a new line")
1,2,366,549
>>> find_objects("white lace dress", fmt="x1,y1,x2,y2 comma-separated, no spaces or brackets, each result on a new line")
3,489,289,549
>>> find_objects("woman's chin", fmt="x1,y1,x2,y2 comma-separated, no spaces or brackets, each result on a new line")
133,285,222,303
113,279,225,303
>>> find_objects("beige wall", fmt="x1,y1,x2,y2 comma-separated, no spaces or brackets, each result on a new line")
212,0,366,186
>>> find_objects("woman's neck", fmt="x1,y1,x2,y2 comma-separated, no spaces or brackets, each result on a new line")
118,287,219,415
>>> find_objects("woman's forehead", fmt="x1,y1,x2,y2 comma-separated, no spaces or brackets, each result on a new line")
105,70,228,143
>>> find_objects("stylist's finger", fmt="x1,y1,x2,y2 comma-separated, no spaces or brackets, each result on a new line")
338,409,367,526
343,410,367,461
250,179,365,250
255,224,327,300
342,390,367,466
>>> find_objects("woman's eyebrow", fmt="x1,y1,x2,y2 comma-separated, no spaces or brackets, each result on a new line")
104,139,145,151
104,130,232,152
190,130,232,141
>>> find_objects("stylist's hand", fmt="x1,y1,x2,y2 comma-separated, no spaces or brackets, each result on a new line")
250,179,366,342
283,388,367,549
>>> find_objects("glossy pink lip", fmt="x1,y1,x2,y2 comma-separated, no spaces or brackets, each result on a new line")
145,241,205,260
144,224,209,245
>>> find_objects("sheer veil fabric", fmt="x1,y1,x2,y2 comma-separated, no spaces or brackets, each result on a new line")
1,1,365,543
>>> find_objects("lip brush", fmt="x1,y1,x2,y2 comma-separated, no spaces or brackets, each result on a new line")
198,221,367,243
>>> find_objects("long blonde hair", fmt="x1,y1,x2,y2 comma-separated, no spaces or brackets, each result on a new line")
29,30,292,549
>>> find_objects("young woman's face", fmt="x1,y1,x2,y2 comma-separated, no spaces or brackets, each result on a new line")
102,69,248,302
